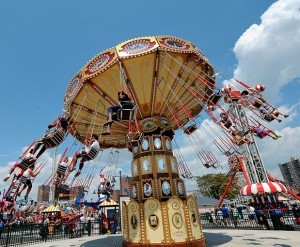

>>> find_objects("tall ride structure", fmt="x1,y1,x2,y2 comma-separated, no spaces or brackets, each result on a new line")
63,36,214,247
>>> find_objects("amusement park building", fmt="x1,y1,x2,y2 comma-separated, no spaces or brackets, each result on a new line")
279,157,300,190
37,185,50,202
36,185,85,202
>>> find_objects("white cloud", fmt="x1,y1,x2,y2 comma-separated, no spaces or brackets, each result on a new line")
233,0,300,103
226,0,300,185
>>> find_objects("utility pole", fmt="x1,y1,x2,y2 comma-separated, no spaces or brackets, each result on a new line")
49,147,57,204
119,170,122,196
118,170,122,233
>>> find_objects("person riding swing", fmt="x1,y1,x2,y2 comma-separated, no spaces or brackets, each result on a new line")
72,134,100,177
102,91,134,135
32,117,69,159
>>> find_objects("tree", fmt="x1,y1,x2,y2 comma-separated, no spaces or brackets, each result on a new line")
195,173,240,200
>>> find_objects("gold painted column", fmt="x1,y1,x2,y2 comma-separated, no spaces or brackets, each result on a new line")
122,117,206,247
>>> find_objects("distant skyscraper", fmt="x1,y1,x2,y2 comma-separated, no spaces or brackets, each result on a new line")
279,157,300,190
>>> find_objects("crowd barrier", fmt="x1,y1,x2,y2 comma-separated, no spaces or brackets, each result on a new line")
0,210,299,246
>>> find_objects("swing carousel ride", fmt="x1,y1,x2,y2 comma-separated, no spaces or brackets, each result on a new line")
2,35,300,247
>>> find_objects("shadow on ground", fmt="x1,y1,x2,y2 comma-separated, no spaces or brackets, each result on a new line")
81,233,232,247
204,232,232,246
81,235,123,247
79,232,295,247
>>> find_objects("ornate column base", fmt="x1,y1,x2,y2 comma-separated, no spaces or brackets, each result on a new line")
123,238,206,247
122,195,206,247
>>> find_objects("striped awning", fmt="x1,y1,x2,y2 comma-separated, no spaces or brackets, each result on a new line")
41,205,61,213
240,182,287,196
99,199,118,207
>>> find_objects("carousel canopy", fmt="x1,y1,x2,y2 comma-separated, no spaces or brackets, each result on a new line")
64,36,215,148
240,182,287,196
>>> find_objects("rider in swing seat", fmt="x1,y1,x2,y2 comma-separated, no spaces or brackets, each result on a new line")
72,134,100,177
55,157,70,187
32,117,69,159
218,112,237,135
3,149,35,182
240,90,269,111
259,108,289,123
102,91,133,135
17,164,40,200
248,125,281,140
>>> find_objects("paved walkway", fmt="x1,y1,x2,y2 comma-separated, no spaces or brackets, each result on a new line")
29,229,299,247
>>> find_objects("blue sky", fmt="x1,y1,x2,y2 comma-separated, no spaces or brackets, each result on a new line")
1,0,300,199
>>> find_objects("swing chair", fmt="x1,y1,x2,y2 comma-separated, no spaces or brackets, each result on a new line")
207,89,222,106
17,157,35,171
183,124,197,135
96,149,119,200
115,62,144,147
113,101,136,121
114,62,138,122
43,128,66,148
78,100,102,161
172,139,194,179
12,141,36,171
38,114,71,151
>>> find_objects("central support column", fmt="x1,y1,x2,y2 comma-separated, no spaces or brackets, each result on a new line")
122,117,206,247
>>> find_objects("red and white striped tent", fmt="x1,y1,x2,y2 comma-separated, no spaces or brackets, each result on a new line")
240,182,287,196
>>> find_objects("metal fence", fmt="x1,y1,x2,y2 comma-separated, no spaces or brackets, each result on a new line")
1,210,300,246
0,221,107,247
200,209,300,231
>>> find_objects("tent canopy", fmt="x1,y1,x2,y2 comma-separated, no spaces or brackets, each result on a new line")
41,205,61,213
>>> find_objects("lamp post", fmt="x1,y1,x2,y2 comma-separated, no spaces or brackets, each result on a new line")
119,170,122,196
117,170,122,233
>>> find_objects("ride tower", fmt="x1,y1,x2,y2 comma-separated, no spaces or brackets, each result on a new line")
218,89,289,207
228,100,268,184
64,36,214,247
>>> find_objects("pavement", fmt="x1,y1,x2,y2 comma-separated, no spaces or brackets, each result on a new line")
28,229,300,247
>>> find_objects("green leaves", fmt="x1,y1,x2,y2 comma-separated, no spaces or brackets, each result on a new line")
195,173,240,200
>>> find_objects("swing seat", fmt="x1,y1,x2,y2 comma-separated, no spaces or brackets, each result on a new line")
19,175,28,185
208,90,222,105
161,129,175,139
224,151,233,157
263,116,273,122
17,159,32,170
204,163,210,168
183,125,197,135
54,177,61,185
57,165,67,175
61,184,70,191
43,129,65,148
6,181,20,199
82,147,99,160
117,103,136,121
127,132,144,148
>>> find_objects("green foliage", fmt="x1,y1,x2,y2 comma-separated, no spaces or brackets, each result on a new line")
195,173,240,200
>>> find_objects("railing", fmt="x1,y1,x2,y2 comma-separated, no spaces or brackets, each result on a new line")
200,209,300,231
1,210,299,246
0,221,109,247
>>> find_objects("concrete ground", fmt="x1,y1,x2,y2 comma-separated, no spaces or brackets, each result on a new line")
28,229,299,247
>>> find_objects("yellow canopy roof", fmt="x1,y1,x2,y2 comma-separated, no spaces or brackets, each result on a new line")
99,199,118,207
41,205,61,213
64,36,215,149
